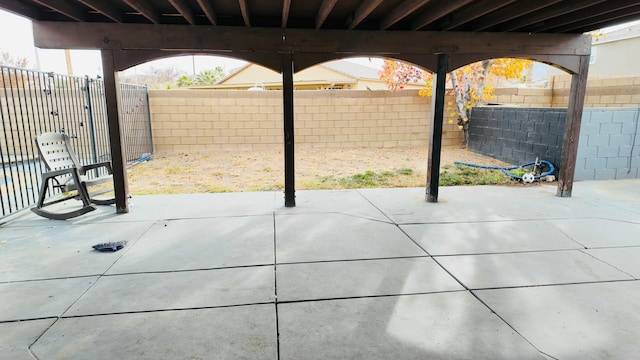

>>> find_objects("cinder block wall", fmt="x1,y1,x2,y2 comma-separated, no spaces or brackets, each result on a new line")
469,107,640,180
551,75,640,107
468,107,566,169
576,109,640,180
149,89,462,152
147,75,640,153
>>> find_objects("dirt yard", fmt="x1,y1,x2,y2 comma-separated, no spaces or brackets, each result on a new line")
127,147,513,195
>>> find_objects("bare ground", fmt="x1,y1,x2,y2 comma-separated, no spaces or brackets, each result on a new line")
127,147,513,194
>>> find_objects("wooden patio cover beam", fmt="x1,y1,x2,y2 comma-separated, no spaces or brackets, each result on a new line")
32,22,591,66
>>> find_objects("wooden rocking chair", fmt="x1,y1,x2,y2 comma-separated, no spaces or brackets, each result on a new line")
31,132,115,220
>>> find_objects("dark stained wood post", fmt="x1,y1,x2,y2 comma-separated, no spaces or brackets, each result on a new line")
101,49,129,213
426,53,448,202
282,53,296,207
557,54,590,197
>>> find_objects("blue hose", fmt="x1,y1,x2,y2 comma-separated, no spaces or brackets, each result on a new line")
453,160,555,181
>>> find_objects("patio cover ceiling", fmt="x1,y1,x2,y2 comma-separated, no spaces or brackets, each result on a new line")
0,0,631,211
3,0,640,34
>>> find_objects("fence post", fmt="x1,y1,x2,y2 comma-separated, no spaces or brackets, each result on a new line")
84,75,99,166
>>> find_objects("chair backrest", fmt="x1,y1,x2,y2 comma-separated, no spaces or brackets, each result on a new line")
35,132,82,172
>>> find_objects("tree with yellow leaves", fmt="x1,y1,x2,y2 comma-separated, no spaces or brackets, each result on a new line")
379,58,532,146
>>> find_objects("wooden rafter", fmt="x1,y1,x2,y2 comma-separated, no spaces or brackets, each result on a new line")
77,0,124,23
122,0,160,24
380,0,431,30
499,0,607,32
32,0,85,22
196,0,217,25
440,0,517,31
347,0,384,30
316,0,337,29
282,0,291,27
411,0,472,30
238,0,251,26
554,6,640,33
168,0,195,25
533,0,640,32
0,0,41,19
467,0,563,32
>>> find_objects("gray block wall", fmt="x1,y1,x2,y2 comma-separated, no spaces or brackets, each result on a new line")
469,107,640,181
469,107,566,171
576,109,640,180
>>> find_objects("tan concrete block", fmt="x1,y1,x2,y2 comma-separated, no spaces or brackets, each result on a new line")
195,136,213,145
341,112,357,120
213,121,230,129
601,78,619,87
203,113,220,122
179,121,196,129
170,113,188,122
615,95,632,104
154,144,173,152
220,129,236,136
152,113,172,122
234,113,251,121
312,97,329,106
211,136,229,144
243,136,260,143
154,129,172,137
313,113,328,121
320,105,335,115
168,97,187,106
171,129,188,137
187,113,204,122
203,98,221,106
220,98,236,106
192,106,211,114
204,129,221,137
260,135,277,143
185,98,204,106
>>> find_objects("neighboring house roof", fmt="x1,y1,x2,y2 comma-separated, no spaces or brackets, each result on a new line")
213,60,384,89
320,60,381,80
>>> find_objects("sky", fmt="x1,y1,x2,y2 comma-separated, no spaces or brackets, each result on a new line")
0,9,382,78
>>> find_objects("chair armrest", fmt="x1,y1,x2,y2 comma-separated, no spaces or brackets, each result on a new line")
42,167,81,179
80,161,113,175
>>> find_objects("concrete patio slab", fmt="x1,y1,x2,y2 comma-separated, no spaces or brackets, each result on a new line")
278,292,546,360
544,218,640,248
0,221,153,282
476,281,640,360
107,215,274,274
277,189,389,222
1,191,279,227
0,277,97,322
124,192,278,220
436,250,632,289
359,185,604,224
584,247,640,278
276,258,463,302
0,179,638,359
67,266,274,316
401,220,584,256
0,319,56,360
32,305,277,360
275,212,425,263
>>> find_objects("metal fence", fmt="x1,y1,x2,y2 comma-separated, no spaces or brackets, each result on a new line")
0,66,152,217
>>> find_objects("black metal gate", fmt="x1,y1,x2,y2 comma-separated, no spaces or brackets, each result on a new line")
0,66,152,217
